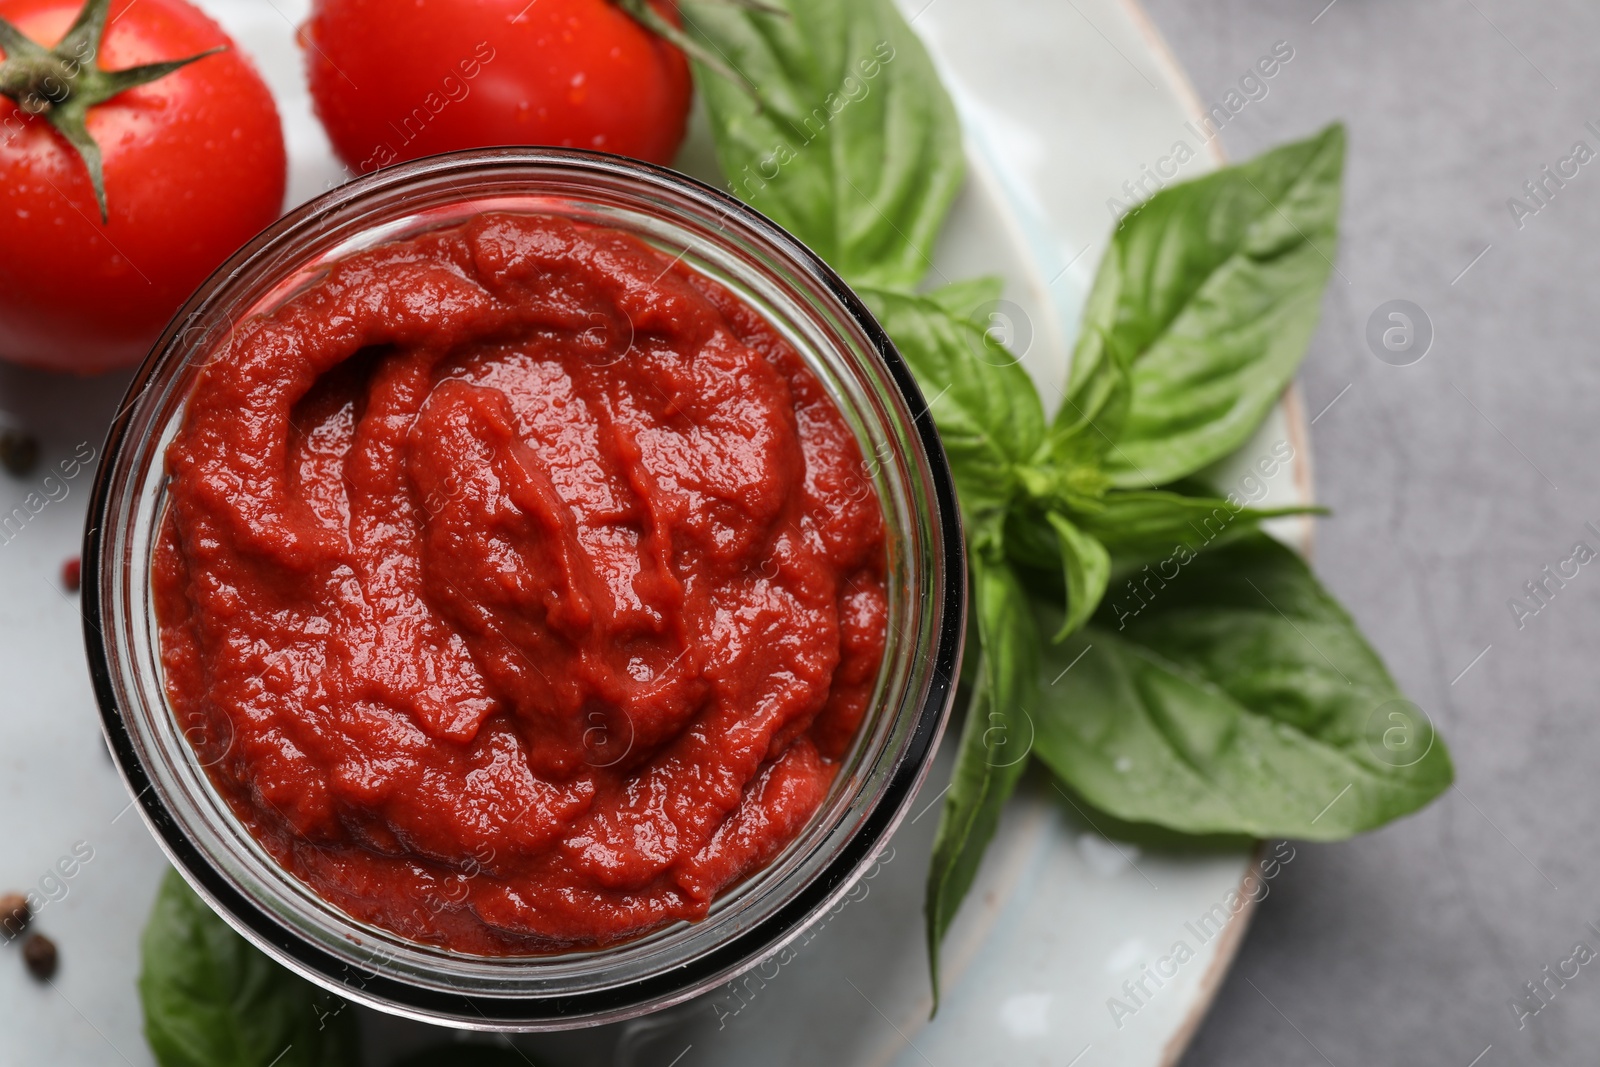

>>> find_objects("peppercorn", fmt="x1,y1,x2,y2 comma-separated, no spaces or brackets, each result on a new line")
0,893,28,939
22,933,56,980
0,430,38,477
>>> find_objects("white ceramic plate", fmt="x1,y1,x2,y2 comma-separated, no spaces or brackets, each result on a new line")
0,1,1311,1063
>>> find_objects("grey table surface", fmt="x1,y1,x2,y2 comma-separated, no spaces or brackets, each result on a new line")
1129,1,1596,1064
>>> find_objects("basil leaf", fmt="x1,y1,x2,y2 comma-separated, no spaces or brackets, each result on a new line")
140,870,360,1067
1064,123,1345,487
925,275,1005,323
1053,280,1130,459
1046,511,1109,641
925,548,1039,1008
862,287,1045,520
683,0,964,290
1074,488,1323,566
1032,534,1452,839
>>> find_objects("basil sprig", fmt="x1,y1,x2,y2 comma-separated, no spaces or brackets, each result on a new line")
1033,535,1453,839
1061,124,1346,487
140,871,359,1067
858,285,1046,522
921,535,1038,1007
140,872,539,1066
682,0,963,289
689,0,1450,1010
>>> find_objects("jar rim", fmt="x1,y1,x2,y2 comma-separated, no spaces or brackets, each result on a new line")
82,147,966,1030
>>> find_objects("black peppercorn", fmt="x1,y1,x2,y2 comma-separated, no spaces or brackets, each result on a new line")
0,430,39,477
22,933,56,980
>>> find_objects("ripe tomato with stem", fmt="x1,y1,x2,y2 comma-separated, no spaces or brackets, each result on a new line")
0,0,285,373
301,0,773,175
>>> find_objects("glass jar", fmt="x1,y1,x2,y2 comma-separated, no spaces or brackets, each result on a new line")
83,148,964,1030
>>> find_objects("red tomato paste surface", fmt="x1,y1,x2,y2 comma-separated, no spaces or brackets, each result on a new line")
153,213,888,953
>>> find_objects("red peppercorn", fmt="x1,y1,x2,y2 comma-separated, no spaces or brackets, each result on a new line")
62,557,81,593
0,893,28,939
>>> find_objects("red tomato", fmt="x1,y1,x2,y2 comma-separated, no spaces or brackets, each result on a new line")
303,0,692,174
0,0,286,373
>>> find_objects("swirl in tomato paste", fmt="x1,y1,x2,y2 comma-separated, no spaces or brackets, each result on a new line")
153,213,888,953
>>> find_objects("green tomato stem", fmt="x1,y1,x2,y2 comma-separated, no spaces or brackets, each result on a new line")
0,0,225,221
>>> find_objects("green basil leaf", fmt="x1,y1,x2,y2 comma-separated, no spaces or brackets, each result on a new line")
140,870,361,1067
1046,511,1109,641
1053,278,1131,459
1063,123,1345,487
1073,488,1324,566
925,275,1006,323
1032,534,1451,840
862,286,1045,520
925,549,1038,1009
683,0,964,290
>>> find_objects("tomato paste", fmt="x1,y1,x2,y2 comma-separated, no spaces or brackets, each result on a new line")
153,213,888,953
